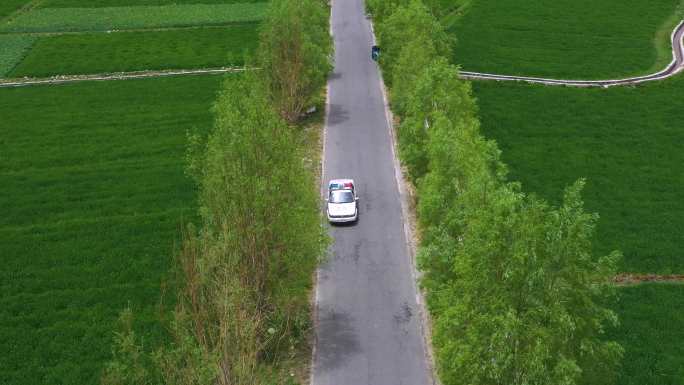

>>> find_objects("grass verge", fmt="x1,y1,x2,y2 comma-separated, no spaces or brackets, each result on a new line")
649,6,684,74
9,25,258,77
609,284,684,385
0,74,225,385
449,0,679,79
0,3,268,33
473,76,684,274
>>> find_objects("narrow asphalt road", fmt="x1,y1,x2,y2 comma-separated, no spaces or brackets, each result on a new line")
311,0,432,384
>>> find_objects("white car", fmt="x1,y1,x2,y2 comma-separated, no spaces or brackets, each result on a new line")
326,179,359,223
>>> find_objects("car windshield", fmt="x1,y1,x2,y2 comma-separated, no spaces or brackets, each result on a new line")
330,190,355,203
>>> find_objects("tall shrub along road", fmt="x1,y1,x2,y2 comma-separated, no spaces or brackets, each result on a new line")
368,1,623,385
101,0,332,384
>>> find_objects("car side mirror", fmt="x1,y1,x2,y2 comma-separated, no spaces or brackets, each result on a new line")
355,197,359,201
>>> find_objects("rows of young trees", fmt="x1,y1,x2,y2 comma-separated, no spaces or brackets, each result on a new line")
102,1,331,384
368,1,624,384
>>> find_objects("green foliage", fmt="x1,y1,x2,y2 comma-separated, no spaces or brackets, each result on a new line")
103,73,327,385
0,75,224,385
370,1,624,384
396,58,477,181
375,0,452,85
99,1,330,383
0,34,35,77
0,3,269,33
258,0,332,122
422,180,623,385
423,0,470,19
197,73,326,311
101,308,160,385
367,0,469,22
9,25,259,78
366,0,408,22
448,0,679,79
608,284,684,385
473,77,684,273
390,34,437,116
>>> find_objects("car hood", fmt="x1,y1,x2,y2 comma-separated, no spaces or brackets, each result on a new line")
328,202,356,216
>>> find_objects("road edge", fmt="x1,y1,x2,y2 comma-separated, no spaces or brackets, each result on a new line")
308,2,334,384
368,14,440,385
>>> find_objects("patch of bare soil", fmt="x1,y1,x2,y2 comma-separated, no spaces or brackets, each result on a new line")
614,273,684,286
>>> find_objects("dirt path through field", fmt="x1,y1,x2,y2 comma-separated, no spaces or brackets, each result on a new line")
614,274,684,286
0,67,245,88
0,22,255,36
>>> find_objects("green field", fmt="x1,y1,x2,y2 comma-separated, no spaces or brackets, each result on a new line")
473,77,684,274
450,0,680,79
0,3,268,32
0,34,35,76
9,25,258,77
610,284,684,385
0,0,29,19
451,1,684,382
451,0,684,385
41,0,265,6
0,75,225,385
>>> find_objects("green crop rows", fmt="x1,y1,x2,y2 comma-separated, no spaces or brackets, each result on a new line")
0,3,268,33
609,284,684,385
40,0,266,7
9,25,259,77
0,0,263,78
0,34,35,76
0,75,226,385
474,77,684,274
450,0,679,79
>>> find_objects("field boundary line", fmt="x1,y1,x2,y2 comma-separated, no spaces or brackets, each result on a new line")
614,273,684,286
0,67,248,88
460,19,684,88
0,21,258,36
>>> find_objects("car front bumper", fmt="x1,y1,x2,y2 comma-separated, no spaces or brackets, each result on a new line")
327,211,358,223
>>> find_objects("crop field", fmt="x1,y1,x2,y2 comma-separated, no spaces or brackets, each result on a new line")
0,75,226,385
0,0,263,381
9,25,258,77
0,34,35,76
40,0,266,7
0,3,268,33
610,284,684,385
0,0,264,78
449,0,680,79
473,77,684,274
0,0,30,19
